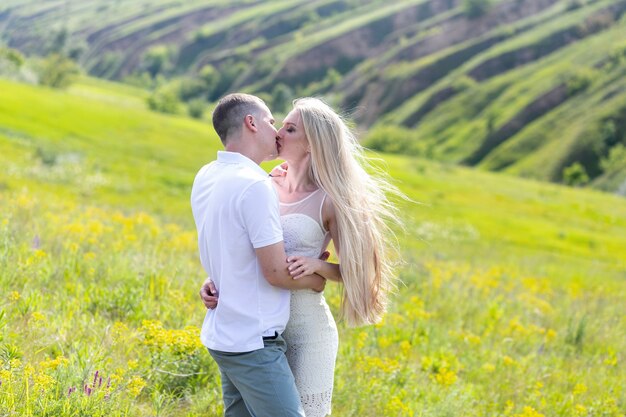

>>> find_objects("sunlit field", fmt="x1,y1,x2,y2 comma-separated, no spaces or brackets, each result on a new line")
1,78,625,416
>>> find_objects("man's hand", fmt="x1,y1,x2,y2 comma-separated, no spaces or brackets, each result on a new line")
200,277,218,309
311,276,326,293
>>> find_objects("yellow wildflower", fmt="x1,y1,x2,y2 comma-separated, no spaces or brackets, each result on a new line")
508,317,529,336
574,404,587,416
170,231,196,251
16,194,34,209
385,394,410,414
39,356,69,371
8,291,20,302
124,233,137,242
378,336,392,349
111,322,129,341
604,349,617,367
355,331,368,350
26,249,48,265
140,321,203,356
134,212,155,226
502,356,517,367
356,356,401,374
482,363,496,373
127,376,146,397
572,383,587,396
33,372,55,393
399,341,412,356
31,311,46,323
23,363,35,377
430,368,457,386
515,406,544,417
109,368,126,386
83,252,97,261
0,369,12,382
87,220,104,236
504,400,515,415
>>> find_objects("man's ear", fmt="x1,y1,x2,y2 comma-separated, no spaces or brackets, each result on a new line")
244,114,257,132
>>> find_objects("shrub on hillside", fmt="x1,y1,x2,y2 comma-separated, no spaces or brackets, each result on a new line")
147,87,181,115
187,99,206,119
601,144,626,174
563,68,594,96
271,83,294,113
177,77,208,102
38,54,79,89
199,64,220,95
462,0,492,19
0,47,38,84
0,47,24,67
141,45,173,78
123,71,155,89
364,125,417,155
566,0,585,11
211,60,247,101
563,162,590,186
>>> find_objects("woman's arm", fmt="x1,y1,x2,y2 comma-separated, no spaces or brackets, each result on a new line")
287,257,341,282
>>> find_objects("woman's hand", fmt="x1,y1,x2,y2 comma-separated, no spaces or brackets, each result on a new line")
199,277,218,309
287,256,324,280
269,162,288,178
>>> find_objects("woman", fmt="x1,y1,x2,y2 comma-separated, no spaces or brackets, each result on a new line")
203,97,402,416
276,97,404,417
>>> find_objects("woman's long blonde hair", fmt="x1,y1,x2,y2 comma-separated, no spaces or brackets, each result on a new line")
294,97,403,326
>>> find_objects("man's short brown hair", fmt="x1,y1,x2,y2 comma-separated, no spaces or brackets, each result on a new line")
212,93,265,144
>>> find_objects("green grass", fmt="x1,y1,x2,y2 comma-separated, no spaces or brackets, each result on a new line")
0,78,625,416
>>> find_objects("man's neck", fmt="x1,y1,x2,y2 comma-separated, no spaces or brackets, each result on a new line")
225,141,261,165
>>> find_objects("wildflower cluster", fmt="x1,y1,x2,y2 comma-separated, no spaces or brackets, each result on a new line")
140,320,203,356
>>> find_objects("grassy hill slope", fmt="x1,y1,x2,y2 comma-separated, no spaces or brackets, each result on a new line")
0,78,625,415
2,0,625,193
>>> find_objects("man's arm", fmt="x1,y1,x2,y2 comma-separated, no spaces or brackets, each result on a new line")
256,242,326,292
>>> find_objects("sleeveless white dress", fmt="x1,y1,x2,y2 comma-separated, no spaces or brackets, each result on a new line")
280,189,339,417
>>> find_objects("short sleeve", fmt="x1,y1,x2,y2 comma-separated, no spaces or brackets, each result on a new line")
240,180,283,248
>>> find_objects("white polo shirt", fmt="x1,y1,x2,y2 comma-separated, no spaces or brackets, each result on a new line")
191,151,288,352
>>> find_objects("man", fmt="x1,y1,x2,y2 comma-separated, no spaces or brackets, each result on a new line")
191,93,325,417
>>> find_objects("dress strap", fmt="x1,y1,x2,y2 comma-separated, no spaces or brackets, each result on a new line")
319,192,328,232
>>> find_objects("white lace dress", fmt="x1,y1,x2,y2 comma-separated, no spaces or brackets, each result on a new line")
280,189,338,417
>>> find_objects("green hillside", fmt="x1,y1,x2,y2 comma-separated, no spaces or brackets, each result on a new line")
1,78,625,415
1,0,625,194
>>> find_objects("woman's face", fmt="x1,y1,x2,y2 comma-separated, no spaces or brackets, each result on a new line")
277,109,310,161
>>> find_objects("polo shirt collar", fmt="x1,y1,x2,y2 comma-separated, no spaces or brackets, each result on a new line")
217,151,268,177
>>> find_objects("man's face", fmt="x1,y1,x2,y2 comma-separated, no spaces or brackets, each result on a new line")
255,104,279,161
